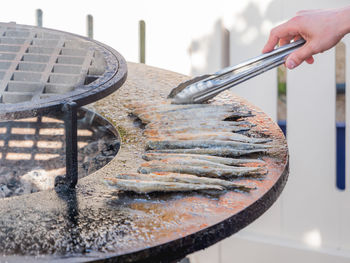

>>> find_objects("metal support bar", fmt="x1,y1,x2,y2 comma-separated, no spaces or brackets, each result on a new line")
139,20,146,63
63,101,78,188
87,14,93,39
36,9,43,27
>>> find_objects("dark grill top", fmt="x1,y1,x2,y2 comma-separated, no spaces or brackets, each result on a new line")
0,63,289,262
0,22,127,120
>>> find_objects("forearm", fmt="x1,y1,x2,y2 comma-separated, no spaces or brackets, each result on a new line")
337,6,350,37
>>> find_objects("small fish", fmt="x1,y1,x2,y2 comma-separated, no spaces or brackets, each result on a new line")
145,120,254,129
138,160,266,178
147,131,271,144
111,172,254,191
144,125,250,137
147,147,267,157
146,140,271,151
140,157,237,169
104,177,224,193
123,101,168,111
128,101,208,111
137,104,240,115
132,104,240,116
142,152,265,166
137,111,252,124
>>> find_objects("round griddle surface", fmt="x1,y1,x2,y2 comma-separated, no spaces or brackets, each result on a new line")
0,63,288,263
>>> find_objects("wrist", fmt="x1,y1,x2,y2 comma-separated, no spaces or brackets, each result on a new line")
336,6,350,37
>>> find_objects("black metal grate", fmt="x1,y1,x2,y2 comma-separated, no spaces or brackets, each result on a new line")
0,24,106,104
0,22,127,188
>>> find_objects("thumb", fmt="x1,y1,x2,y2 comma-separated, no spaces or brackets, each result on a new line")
286,43,315,69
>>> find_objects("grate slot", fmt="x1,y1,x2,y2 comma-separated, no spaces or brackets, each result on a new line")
7,81,43,92
56,56,85,65
0,71,6,79
32,39,59,47
63,40,91,49
1,92,34,103
0,53,16,60
60,48,87,57
21,54,50,63
48,74,79,84
35,32,61,40
4,30,30,38
44,84,74,94
17,62,46,72
52,65,81,74
0,45,21,52
11,72,41,82
0,38,26,45
27,46,55,55
0,61,11,70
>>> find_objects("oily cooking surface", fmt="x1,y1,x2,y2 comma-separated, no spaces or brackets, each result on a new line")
0,63,288,260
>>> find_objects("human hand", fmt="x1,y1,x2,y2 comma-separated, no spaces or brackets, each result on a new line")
262,7,350,69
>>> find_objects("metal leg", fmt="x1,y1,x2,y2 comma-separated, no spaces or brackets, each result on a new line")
63,101,78,188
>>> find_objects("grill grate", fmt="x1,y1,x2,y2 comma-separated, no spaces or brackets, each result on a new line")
0,22,127,189
0,24,106,104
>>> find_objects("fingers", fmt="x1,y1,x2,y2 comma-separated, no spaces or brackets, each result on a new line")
262,32,280,53
305,56,314,64
279,36,294,47
285,43,316,69
262,19,299,53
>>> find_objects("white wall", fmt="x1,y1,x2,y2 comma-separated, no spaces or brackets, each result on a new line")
190,1,350,263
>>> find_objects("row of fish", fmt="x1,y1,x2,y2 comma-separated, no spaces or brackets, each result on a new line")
105,172,253,193
105,101,271,194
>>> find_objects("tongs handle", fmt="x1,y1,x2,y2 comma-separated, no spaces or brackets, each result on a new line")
215,38,306,76
172,39,305,104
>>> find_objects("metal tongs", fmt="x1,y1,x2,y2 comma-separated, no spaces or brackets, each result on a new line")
170,39,306,104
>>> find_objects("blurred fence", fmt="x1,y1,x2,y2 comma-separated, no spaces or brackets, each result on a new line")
188,2,349,263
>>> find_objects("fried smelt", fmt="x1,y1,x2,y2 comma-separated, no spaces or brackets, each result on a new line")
147,131,271,144
145,120,254,129
146,140,271,151
104,177,224,193
138,111,252,124
138,160,266,178
132,104,239,116
111,172,254,192
140,157,236,169
142,152,265,166
144,125,250,136
148,147,267,157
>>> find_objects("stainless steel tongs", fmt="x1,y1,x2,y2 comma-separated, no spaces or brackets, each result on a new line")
169,39,306,104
